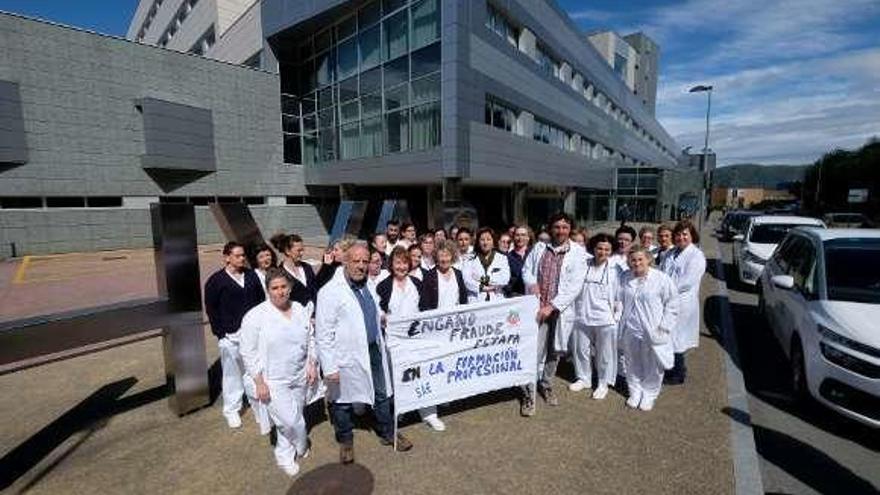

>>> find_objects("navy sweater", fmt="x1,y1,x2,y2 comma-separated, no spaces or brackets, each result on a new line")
204,268,265,339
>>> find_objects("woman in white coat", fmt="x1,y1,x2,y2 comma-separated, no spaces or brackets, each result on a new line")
571,233,621,400
659,220,706,385
464,227,511,303
521,213,588,414
376,247,447,432
239,268,318,476
618,247,679,411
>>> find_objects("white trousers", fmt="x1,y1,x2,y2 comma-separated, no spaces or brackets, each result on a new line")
573,324,618,386
266,382,309,467
622,333,664,402
218,336,264,428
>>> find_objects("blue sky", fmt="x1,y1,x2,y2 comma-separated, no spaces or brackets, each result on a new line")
1,1,878,166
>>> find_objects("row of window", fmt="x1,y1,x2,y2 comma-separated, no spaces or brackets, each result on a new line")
485,97,645,167
0,197,123,209
281,0,442,165
158,0,199,47
188,26,215,56
0,196,276,210
484,3,675,162
135,0,164,41
283,0,439,97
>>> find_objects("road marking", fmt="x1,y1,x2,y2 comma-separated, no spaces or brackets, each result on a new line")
12,256,31,284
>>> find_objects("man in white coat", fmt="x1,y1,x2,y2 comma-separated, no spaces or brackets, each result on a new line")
659,221,706,385
315,243,413,464
521,212,589,415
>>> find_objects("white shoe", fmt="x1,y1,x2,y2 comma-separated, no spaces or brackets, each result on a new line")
279,460,300,477
224,413,242,429
626,390,642,409
423,414,446,432
568,380,590,392
639,397,655,411
298,446,311,460
592,385,609,400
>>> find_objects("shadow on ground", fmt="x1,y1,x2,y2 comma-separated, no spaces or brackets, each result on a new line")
723,406,878,494
287,462,374,494
0,377,169,491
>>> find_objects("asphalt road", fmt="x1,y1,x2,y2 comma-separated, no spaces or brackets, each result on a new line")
717,238,880,494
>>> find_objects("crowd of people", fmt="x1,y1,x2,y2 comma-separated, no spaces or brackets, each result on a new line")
203,214,706,476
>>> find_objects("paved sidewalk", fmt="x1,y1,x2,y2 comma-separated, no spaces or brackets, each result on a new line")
0,248,738,494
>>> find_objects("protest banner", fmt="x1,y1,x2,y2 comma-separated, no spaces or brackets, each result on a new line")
385,296,539,415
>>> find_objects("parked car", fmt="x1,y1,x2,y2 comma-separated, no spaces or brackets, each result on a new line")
822,213,872,229
758,228,880,428
734,215,826,285
718,210,762,241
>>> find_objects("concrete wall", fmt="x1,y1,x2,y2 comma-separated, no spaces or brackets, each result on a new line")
0,205,328,257
208,0,264,65
0,13,326,255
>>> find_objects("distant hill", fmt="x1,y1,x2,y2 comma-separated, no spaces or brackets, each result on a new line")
713,164,808,189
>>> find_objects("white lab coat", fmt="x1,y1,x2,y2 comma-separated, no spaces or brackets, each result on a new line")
609,253,629,276
315,269,393,405
463,251,511,303
576,259,621,327
522,240,589,352
618,268,679,369
367,269,390,295
239,300,315,441
659,244,706,352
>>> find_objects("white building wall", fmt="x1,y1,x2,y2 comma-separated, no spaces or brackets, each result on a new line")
208,0,263,65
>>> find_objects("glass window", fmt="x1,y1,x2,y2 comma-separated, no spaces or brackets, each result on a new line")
315,50,336,87
383,55,409,87
359,25,381,69
315,29,333,53
384,83,409,111
384,0,407,14
360,66,381,94
411,73,440,103
361,92,383,117
824,239,880,304
340,122,361,159
614,53,627,77
411,0,439,50
361,116,383,157
319,128,337,161
338,76,358,103
411,42,440,78
383,10,408,61
282,114,300,134
319,107,335,128
341,100,360,123
360,1,381,28
302,113,317,133
318,86,334,110
283,134,302,164
385,109,409,153
302,133,317,165
411,102,440,150
337,15,357,41
337,37,359,80
360,91,382,116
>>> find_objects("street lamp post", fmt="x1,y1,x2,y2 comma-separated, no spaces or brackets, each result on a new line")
689,84,713,230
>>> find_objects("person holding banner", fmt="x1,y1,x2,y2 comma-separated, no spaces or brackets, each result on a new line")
464,227,511,303
618,247,679,411
377,247,446,432
419,241,469,311
571,233,621,400
239,268,317,476
521,213,589,415
315,243,413,464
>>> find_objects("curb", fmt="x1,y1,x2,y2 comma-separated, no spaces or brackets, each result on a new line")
710,240,765,495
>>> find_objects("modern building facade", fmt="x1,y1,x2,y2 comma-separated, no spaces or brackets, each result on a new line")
264,0,682,228
0,1,695,256
0,12,326,256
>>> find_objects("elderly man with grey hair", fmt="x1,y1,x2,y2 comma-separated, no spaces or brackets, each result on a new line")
315,242,413,464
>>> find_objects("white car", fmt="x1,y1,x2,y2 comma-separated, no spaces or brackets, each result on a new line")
758,228,880,428
734,215,825,285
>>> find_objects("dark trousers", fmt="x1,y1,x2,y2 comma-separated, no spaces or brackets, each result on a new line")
329,342,394,445
665,352,688,383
